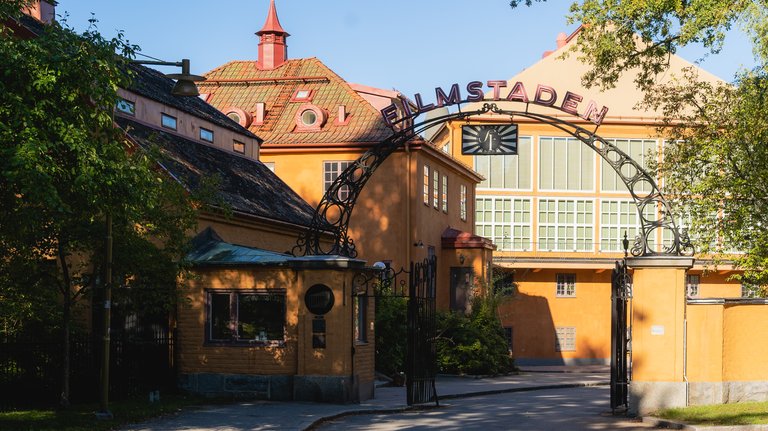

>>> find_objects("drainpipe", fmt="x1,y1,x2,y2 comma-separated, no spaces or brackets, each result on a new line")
683,294,689,406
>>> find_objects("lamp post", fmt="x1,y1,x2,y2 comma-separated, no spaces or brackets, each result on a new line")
95,58,204,420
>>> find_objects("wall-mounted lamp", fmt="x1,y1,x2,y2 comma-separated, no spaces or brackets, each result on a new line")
413,240,424,248
132,58,206,97
459,253,465,265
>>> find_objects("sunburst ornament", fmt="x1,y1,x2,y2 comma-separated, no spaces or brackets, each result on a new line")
461,125,518,155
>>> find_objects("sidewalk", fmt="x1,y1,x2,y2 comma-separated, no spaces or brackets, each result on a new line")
120,366,610,431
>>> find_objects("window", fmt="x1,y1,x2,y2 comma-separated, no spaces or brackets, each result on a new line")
441,143,450,154
324,161,353,201
538,199,594,251
539,137,594,191
161,113,177,130
601,138,657,192
476,197,532,251
200,127,214,143
116,98,135,115
354,296,367,343
233,140,245,154
741,281,760,298
300,109,318,127
555,327,576,352
433,170,439,209
460,184,467,221
475,136,532,189
207,291,285,343
292,89,313,101
503,327,513,352
227,111,241,124
493,270,515,296
423,165,430,206
556,273,576,297
686,274,700,298
442,175,448,213
600,200,655,252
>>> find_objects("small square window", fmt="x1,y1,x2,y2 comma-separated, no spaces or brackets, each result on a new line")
200,128,214,143
233,140,245,154
161,113,177,130
116,98,135,115
556,273,576,297
292,89,313,101
555,327,576,352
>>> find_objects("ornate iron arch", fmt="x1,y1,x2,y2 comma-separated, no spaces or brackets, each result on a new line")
292,103,693,258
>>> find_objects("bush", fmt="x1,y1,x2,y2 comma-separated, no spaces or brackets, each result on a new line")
435,292,513,376
374,295,407,377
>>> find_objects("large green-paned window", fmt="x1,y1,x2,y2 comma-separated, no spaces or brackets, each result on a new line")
600,200,646,252
475,137,532,189
475,197,532,250
539,137,594,191
537,199,594,251
601,139,658,192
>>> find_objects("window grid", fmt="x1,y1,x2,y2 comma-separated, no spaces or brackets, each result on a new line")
323,161,353,201
460,185,467,221
555,327,576,352
433,170,439,209
475,197,531,251
601,138,657,192
423,165,430,206
207,291,285,343
539,137,594,191
475,137,532,190
442,175,448,213
556,273,576,297
599,200,655,252
686,274,700,298
537,199,594,251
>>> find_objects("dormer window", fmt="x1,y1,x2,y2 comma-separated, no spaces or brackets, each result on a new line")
295,104,326,131
224,107,253,128
291,89,314,102
227,112,241,124
116,98,135,116
161,113,177,130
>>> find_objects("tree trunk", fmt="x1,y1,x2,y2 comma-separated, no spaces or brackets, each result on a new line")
58,244,72,408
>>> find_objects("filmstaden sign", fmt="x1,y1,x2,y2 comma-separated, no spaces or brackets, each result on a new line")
381,80,609,127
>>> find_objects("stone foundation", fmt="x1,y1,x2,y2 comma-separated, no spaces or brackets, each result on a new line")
629,381,686,416
690,381,768,405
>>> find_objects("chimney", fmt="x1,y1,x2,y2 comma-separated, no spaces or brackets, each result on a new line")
23,1,55,24
256,0,290,70
543,32,569,58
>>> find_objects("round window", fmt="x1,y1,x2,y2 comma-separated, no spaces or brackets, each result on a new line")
300,109,318,127
305,284,335,315
227,112,241,124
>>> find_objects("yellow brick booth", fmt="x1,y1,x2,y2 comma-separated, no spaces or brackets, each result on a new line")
176,228,376,403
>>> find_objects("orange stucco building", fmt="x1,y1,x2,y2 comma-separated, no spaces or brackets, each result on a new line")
197,0,494,311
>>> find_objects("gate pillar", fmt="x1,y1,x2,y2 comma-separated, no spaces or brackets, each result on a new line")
626,256,694,416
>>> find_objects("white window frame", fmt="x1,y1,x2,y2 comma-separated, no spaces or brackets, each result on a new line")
556,273,576,297
433,169,439,209
324,161,354,201
537,198,595,252
538,136,595,192
460,184,467,221
600,138,659,193
555,326,576,352
475,136,534,191
423,165,430,206
475,197,532,251
442,175,448,213
686,274,700,298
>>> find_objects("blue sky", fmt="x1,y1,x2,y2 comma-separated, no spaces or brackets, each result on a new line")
57,0,755,98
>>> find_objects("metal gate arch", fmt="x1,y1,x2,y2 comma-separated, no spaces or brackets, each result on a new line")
292,102,694,259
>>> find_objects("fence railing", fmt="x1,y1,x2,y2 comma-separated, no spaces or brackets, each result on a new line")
0,330,176,410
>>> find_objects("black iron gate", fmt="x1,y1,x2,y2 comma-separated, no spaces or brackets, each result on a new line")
610,259,632,413
355,255,438,406
405,255,438,406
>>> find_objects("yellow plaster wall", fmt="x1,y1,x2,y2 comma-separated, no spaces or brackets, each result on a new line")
685,304,724,382
722,304,768,381
497,268,611,361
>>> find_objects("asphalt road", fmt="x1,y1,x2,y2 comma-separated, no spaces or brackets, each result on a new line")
313,386,656,430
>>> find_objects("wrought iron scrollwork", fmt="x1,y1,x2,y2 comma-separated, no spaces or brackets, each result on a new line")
293,104,692,258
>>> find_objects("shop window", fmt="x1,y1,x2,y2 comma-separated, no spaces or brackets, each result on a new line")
161,113,177,130
556,273,576,297
207,291,286,344
555,327,576,352
686,274,700,297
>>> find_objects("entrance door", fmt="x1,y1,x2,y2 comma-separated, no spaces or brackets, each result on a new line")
449,267,474,313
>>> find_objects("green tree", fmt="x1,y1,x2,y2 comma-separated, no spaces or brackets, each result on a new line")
511,0,768,290
0,1,198,405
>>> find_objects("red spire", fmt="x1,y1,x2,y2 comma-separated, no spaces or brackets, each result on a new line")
256,0,289,36
256,0,289,69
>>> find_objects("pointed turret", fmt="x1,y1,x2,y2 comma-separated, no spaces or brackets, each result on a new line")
256,0,289,70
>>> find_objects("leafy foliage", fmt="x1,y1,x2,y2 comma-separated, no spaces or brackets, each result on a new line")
435,289,513,376
374,294,407,377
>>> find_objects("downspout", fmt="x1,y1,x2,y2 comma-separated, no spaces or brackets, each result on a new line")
683,293,689,406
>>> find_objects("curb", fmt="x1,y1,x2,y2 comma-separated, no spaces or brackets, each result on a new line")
303,381,609,430
642,416,768,430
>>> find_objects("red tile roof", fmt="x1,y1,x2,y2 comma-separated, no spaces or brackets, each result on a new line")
199,58,395,145
256,0,289,36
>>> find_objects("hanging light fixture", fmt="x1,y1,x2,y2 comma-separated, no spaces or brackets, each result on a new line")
132,58,206,97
